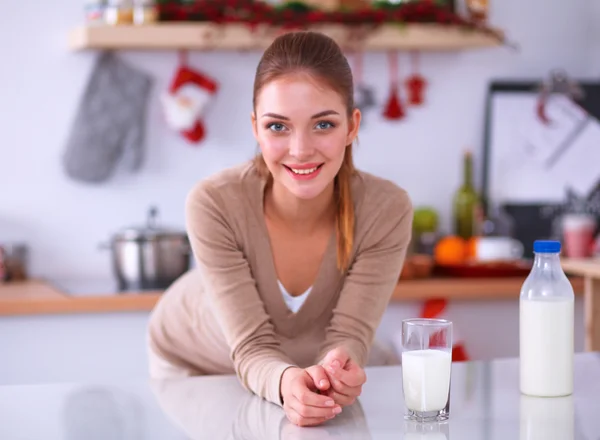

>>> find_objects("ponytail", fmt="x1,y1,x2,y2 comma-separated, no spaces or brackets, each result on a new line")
335,146,355,272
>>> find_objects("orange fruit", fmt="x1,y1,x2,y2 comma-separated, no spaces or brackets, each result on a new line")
434,235,467,266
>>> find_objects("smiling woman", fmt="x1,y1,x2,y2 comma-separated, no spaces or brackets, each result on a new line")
147,31,414,428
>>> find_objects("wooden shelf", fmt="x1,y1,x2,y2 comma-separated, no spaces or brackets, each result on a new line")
68,23,504,52
0,280,162,317
392,276,585,301
562,257,600,278
0,276,584,317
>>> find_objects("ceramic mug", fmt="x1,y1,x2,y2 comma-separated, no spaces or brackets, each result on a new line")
562,214,597,258
474,236,524,262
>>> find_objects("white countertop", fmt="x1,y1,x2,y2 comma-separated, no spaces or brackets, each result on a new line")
1,353,599,439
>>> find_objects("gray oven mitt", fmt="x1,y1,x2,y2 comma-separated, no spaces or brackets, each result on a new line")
62,52,153,184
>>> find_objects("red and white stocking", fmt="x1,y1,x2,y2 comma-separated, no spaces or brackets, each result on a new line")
161,52,218,144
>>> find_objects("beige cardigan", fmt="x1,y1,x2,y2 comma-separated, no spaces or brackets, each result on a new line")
148,160,413,405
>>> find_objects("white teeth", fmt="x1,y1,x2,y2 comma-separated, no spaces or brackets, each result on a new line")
290,166,318,175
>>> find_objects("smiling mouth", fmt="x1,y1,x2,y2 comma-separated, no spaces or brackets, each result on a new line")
283,164,324,175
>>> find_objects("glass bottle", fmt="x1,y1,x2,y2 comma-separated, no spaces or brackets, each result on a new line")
519,240,574,397
105,0,134,25
452,151,480,239
134,0,158,25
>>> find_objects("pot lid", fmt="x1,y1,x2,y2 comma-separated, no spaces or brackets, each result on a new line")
114,206,187,240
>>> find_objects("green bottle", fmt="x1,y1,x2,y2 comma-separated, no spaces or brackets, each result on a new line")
453,151,480,239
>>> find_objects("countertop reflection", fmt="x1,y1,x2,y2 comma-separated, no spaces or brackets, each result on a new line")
0,353,599,439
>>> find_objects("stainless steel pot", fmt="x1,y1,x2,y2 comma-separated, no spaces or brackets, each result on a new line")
104,207,191,291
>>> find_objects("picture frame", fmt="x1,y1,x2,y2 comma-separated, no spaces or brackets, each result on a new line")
480,80,600,256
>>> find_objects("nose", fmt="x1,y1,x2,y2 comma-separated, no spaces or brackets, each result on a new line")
288,131,314,160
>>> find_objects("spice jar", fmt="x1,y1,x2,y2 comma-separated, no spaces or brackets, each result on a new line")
85,0,107,25
466,0,488,23
0,243,28,281
134,0,159,25
105,0,134,25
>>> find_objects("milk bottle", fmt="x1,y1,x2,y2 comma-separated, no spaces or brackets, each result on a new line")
519,240,574,397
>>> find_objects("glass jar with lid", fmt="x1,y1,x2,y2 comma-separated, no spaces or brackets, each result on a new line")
104,0,134,25
134,0,159,24
84,0,107,25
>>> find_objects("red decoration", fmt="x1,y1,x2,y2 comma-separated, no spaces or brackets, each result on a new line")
163,51,219,144
406,51,427,106
383,52,405,120
155,0,505,45
421,298,469,362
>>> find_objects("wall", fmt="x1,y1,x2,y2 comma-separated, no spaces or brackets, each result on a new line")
0,0,596,280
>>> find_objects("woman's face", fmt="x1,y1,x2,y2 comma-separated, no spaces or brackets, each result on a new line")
252,73,360,200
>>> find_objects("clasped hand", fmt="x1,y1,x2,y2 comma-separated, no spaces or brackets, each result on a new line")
280,347,367,427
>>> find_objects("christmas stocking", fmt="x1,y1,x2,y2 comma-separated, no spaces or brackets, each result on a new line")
161,60,218,144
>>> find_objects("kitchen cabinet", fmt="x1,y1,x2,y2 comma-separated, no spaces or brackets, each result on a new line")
0,312,151,385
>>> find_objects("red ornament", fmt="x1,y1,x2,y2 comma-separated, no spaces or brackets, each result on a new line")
383,52,405,120
383,85,405,119
405,52,427,106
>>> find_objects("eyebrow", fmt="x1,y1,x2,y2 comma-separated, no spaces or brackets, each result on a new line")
261,110,340,120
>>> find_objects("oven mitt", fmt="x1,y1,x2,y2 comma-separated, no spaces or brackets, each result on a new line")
62,52,153,184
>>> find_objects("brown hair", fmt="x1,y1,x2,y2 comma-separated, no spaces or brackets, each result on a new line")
252,31,356,272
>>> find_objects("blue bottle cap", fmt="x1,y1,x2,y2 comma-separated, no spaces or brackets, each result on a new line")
533,240,561,253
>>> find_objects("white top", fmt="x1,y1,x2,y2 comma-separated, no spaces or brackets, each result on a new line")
277,280,311,313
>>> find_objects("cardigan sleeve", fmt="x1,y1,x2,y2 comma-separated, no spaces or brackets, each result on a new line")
185,182,296,405
316,189,413,366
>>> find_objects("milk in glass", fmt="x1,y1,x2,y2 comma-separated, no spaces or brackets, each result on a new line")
402,349,452,412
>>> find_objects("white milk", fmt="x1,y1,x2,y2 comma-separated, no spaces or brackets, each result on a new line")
519,297,574,397
402,349,452,412
520,394,574,440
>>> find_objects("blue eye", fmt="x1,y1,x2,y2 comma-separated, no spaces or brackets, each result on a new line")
267,122,286,132
316,121,335,130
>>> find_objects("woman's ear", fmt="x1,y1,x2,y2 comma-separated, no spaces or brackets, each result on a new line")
346,108,361,145
251,111,259,142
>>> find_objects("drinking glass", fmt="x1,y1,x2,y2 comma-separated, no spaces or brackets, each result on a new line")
401,318,453,422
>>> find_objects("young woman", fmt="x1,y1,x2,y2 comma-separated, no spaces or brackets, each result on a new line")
147,30,413,427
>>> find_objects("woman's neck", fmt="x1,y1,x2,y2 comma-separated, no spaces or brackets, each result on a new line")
265,180,335,233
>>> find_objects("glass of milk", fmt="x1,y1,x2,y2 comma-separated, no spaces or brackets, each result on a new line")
401,318,453,422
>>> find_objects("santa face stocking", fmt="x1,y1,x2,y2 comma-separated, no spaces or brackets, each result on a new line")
161,59,218,144
62,52,153,184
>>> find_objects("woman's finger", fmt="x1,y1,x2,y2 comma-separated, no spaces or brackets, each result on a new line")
285,405,335,427
326,389,357,407
289,394,342,419
328,376,362,397
305,364,331,391
292,380,336,408
327,363,366,388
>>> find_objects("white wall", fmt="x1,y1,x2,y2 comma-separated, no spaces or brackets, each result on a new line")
0,0,596,279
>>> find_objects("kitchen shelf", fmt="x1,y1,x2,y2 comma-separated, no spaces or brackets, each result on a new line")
393,276,584,301
0,276,584,317
68,23,504,51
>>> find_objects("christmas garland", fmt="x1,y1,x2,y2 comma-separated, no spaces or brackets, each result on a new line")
156,0,503,41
